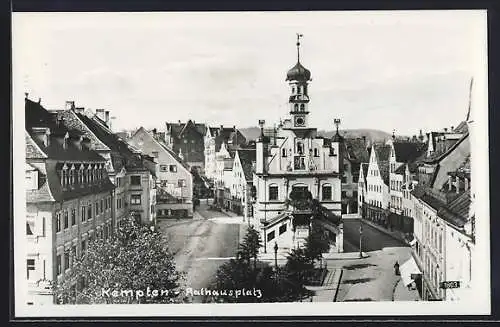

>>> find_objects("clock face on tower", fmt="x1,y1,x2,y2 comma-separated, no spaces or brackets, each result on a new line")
294,116,305,127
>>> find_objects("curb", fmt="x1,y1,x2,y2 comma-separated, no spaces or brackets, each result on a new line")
333,268,343,302
360,219,408,245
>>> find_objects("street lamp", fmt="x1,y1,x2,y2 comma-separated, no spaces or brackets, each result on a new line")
274,242,278,269
359,221,363,258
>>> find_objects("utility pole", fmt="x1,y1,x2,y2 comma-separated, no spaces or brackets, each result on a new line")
359,220,363,258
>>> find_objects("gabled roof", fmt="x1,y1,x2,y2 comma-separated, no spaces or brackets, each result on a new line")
166,120,207,138
378,161,390,186
344,138,370,162
76,113,148,172
237,149,256,181
213,127,247,152
393,141,427,163
361,163,369,185
373,144,391,162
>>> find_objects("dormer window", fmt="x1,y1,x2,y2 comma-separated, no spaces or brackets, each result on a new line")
294,103,299,111
61,164,68,186
296,142,304,155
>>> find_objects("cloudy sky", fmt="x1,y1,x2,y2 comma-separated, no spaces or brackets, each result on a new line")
13,10,487,135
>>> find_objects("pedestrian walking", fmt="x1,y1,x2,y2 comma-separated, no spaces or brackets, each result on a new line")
394,261,400,276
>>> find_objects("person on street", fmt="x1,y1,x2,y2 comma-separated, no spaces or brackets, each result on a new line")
394,261,400,275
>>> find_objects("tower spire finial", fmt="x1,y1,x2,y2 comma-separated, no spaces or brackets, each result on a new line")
296,33,303,63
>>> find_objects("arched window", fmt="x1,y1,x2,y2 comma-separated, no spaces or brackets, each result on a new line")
300,104,305,112
322,184,332,200
292,87,295,94
268,184,279,201
296,142,303,154
294,103,299,111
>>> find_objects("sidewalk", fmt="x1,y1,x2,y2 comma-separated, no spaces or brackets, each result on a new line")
322,251,368,260
306,268,343,302
393,277,420,301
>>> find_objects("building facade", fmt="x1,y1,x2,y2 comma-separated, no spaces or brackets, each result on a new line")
25,98,116,305
163,120,207,172
128,127,194,218
252,36,343,255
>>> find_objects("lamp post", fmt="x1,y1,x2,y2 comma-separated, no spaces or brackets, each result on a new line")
359,221,363,258
274,242,278,269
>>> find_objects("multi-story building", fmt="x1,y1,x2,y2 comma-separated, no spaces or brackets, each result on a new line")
163,120,207,172
252,36,343,255
227,148,256,216
59,104,157,226
362,143,391,226
406,112,473,300
204,125,247,181
128,127,194,218
387,138,427,236
340,136,370,214
25,98,116,305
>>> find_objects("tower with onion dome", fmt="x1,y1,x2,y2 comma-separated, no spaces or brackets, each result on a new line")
252,34,344,256
286,33,312,129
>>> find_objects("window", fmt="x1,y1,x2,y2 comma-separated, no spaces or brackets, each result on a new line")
269,185,279,201
100,199,104,213
296,142,304,154
64,251,70,271
294,103,299,111
130,175,141,185
267,230,275,242
282,148,287,157
178,179,186,187
341,175,347,183
131,194,142,205
300,104,305,112
279,224,287,235
87,204,92,220
341,191,347,198
27,259,35,280
64,210,69,229
169,165,177,173
56,212,61,232
314,148,319,157
71,208,76,226
95,201,99,216
322,185,332,200
81,240,86,254
56,255,62,276
160,165,168,172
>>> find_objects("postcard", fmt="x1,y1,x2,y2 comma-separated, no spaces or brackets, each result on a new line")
12,10,490,317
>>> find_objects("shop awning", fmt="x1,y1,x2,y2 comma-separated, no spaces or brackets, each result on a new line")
400,257,422,286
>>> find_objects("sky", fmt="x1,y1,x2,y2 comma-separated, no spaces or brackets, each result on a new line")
13,10,487,135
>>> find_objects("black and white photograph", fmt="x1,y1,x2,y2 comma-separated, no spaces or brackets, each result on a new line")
12,10,490,317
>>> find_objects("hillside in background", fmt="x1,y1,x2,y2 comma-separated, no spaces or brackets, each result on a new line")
239,126,391,143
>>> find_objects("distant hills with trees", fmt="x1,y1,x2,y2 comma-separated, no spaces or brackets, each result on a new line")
238,127,392,143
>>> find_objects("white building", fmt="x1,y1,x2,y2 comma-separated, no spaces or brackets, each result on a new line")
252,35,343,255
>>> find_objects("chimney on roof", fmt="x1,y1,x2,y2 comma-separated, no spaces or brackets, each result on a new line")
178,120,181,124
220,124,224,131
75,107,85,114
38,98,41,104
451,126,454,132
105,111,110,125
448,175,452,191
65,101,75,111
25,92,28,99
444,127,448,133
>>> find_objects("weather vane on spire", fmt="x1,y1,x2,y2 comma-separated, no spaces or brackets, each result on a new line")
334,118,341,133
296,33,303,62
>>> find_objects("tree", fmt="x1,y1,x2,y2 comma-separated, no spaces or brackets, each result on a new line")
304,221,331,264
53,216,184,304
237,225,261,270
